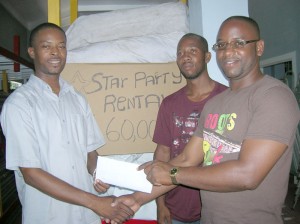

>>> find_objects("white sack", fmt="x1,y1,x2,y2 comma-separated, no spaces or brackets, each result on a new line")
67,32,185,63
66,2,189,50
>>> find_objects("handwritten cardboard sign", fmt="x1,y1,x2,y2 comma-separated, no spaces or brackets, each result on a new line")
62,62,185,155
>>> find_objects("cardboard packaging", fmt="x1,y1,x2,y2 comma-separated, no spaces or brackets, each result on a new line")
62,62,185,155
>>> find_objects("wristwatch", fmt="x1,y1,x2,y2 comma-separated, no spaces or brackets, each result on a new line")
170,167,180,185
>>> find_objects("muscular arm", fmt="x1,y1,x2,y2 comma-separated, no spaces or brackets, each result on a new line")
144,137,287,192
174,138,287,192
122,136,287,209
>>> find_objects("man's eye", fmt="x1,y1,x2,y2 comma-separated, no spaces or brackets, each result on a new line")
191,49,197,54
177,52,183,57
235,40,245,48
42,45,50,49
217,42,226,49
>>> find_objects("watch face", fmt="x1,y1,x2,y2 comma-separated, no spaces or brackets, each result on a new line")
171,168,177,175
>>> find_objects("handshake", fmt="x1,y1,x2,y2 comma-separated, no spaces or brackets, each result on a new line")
93,194,141,224
93,158,175,223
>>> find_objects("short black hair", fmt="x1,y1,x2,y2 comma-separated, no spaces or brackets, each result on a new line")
29,22,66,47
179,33,209,52
223,16,260,39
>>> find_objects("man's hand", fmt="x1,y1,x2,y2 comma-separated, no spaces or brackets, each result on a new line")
139,161,173,186
94,178,110,193
112,194,141,212
157,200,171,224
91,196,134,224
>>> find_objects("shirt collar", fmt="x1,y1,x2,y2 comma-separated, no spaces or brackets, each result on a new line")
28,74,75,95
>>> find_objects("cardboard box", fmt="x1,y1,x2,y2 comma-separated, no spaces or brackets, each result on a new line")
62,62,185,155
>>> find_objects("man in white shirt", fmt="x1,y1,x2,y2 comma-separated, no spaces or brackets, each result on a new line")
0,22,133,224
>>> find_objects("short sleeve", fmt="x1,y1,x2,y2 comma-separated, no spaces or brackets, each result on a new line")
246,85,300,145
1,99,41,170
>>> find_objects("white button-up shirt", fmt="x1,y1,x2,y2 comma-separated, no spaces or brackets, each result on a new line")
1,74,105,224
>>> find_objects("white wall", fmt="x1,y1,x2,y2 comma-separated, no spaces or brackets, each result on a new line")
189,0,249,86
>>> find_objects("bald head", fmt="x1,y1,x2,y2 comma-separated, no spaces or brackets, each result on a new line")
218,16,260,40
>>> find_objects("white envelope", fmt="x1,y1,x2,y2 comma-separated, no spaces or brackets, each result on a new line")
96,156,153,193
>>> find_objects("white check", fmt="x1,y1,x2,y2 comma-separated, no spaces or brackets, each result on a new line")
95,156,153,193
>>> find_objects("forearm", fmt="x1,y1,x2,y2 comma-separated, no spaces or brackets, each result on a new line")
175,139,288,192
132,184,175,206
134,139,205,205
153,146,171,206
169,136,204,167
175,161,254,192
156,194,166,208
20,167,99,210
156,194,166,203
154,144,170,161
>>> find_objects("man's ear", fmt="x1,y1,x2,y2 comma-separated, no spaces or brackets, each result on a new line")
27,47,35,59
205,52,211,63
256,39,264,57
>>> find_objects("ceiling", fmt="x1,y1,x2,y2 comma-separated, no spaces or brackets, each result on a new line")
0,0,178,30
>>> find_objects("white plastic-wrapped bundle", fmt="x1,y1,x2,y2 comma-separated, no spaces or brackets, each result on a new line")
66,2,189,63
67,31,186,63
65,1,189,220
66,2,189,51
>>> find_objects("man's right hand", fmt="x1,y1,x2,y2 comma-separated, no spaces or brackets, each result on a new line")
157,202,172,224
112,194,141,212
92,196,134,224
